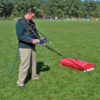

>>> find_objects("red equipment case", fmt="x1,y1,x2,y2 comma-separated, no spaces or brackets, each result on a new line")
60,58,94,72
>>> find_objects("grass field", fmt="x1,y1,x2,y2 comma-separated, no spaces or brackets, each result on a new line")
0,20,100,100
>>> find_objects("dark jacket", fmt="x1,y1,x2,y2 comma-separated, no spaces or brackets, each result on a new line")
16,16,40,48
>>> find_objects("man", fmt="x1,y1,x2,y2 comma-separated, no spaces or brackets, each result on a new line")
16,8,42,90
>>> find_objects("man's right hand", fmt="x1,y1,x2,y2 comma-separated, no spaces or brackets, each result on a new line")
32,39,40,44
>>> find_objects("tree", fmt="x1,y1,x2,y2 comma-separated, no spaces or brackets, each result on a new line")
0,0,100,18
0,1,4,16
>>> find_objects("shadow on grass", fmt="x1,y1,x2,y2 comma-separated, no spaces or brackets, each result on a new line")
24,62,50,84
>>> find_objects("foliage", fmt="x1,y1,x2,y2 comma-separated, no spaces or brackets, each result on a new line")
0,0,100,18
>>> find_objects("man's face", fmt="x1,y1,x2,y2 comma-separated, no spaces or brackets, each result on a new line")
28,13,35,21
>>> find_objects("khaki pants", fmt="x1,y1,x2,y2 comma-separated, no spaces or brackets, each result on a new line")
17,47,38,86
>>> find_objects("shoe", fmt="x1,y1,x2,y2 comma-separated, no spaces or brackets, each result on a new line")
19,86,26,90
33,78,42,81
32,77,42,81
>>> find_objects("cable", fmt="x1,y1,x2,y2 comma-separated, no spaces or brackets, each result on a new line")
0,43,21,76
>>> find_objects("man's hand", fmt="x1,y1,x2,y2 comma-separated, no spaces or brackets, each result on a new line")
42,43,46,46
32,39,40,44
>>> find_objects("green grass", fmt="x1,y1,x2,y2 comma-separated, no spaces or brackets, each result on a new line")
0,20,100,100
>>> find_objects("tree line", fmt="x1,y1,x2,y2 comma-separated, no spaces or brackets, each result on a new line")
0,0,100,18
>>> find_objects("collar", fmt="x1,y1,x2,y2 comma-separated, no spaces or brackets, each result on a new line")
23,15,27,22
22,15,30,24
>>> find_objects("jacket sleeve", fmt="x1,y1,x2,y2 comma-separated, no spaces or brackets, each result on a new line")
15,22,32,43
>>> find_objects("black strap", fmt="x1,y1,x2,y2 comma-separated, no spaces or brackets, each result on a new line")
37,29,46,38
23,17,48,39
23,18,40,39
